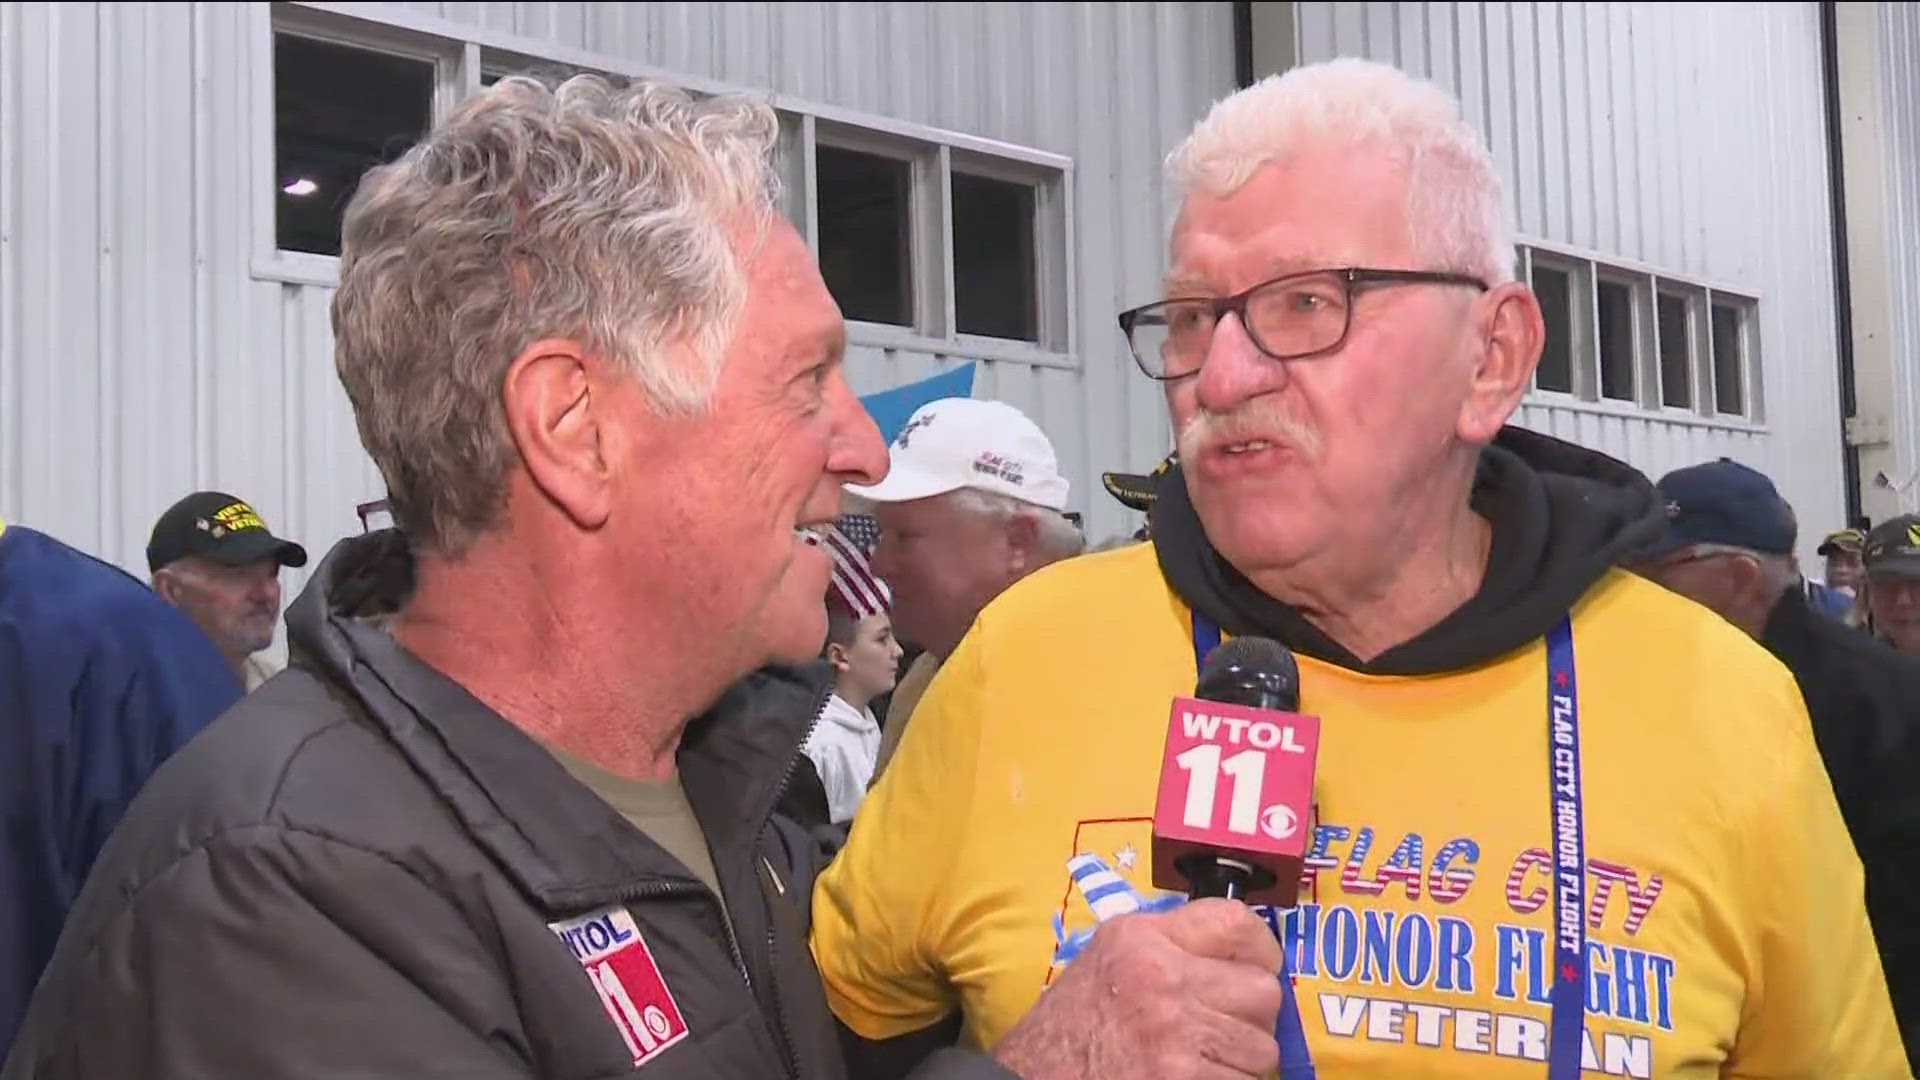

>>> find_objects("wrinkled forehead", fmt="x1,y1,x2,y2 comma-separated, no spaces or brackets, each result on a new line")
729,215,845,373
747,217,840,323
1166,146,1417,294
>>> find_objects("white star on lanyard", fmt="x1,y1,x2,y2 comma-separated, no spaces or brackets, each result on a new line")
1114,843,1137,871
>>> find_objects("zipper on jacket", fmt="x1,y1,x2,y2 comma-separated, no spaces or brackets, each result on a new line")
614,880,754,991
769,680,835,814
609,682,826,1079
759,681,834,1080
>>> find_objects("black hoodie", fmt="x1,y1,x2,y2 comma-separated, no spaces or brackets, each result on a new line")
1149,425,1667,674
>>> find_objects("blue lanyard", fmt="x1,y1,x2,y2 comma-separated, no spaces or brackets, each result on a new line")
1190,613,1585,1080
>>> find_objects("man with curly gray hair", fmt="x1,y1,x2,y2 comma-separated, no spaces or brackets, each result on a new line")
4,74,1283,1080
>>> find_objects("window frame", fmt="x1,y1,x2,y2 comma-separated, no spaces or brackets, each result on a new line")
250,4,462,285
1517,239,1763,429
809,126,929,335
1705,292,1759,419
1653,283,1699,414
1525,249,1591,400
946,148,1068,352
249,2,1078,369
1590,268,1645,405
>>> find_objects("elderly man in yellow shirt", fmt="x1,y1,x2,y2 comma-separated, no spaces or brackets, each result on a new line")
814,59,1909,1079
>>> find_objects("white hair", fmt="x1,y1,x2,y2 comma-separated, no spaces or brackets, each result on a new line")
1670,541,1801,597
1167,58,1513,286
947,487,1086,560
333,74,780,553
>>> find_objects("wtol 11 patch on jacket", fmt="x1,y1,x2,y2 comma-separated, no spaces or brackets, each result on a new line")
550,906,691,1067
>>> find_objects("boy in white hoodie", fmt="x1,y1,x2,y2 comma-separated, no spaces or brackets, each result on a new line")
805,595,903,823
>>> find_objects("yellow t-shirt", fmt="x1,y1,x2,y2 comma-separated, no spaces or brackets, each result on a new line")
812,543,1908,1078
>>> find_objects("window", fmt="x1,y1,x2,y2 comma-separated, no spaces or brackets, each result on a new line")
274,34,434,256
1532,264,1574,393
811,134,1067,354
951,172,1038,341
815,145,915,327
1518,244,1759,424
1656,291,1693,409
258,11,1074,362
1595,279,1635,401
1711,301,1747,415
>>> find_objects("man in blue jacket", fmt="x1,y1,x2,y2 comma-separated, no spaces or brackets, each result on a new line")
0,519,240,1052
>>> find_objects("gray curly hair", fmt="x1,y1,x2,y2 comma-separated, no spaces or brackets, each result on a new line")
332,74,781,554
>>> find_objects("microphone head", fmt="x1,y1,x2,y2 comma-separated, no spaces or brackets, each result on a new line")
1197,635,1300,712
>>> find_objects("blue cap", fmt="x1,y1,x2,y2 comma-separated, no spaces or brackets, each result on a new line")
1644,459,1793,558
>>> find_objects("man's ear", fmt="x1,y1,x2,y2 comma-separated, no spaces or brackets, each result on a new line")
501,338,612,530
1005,508,1041,576
1457,282,1545,444
152,570,182,605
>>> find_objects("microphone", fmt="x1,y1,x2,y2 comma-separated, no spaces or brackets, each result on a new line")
1152,636,1320,907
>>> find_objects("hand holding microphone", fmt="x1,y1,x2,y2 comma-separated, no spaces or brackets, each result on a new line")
992,899,1284,1079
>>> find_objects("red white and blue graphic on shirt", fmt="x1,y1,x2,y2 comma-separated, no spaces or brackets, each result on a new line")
1047,622,1677,1077
1049,824,1676,1077
550,907,690,1067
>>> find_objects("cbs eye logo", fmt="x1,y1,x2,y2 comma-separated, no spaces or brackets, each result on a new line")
1260,804,1299,840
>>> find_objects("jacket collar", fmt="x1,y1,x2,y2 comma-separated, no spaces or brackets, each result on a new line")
1763,582,1828,656
285,531,831,910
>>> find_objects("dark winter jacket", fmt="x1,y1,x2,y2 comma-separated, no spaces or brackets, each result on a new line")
1,530,1000,1079
1761,586,1920,1066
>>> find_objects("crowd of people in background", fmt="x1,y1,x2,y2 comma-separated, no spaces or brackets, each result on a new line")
4,56,1918,1080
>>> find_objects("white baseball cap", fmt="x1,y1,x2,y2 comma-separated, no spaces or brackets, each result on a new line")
848,397,1070,510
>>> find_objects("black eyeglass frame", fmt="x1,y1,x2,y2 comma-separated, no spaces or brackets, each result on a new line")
1116,266,1490,381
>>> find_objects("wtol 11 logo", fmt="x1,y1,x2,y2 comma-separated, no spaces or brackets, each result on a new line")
549,907,691,1067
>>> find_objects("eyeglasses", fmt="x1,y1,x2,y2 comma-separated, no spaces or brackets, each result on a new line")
1116,267,1489,381
356,499,393,534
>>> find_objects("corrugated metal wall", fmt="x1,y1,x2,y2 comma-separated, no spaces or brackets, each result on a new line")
0,3,391,577
1880,1,1920,506
0,1,1870,577
1297,2,1851,562
0,1,1235,578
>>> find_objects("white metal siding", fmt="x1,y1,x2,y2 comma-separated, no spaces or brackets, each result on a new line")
1297,2,1850,564
0,1,1235,578
1880,1,1920,507
0,2,386,576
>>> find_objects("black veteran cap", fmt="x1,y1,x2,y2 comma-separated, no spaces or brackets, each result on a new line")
1818,528,1866,557
1101,453,1178,513
147,492,308,574
1864,514,1920,579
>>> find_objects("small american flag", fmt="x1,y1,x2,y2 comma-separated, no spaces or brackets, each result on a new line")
836,513,881,552
826,515,889,619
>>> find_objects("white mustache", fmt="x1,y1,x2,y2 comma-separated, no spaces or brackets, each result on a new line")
1178,400,1321,460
